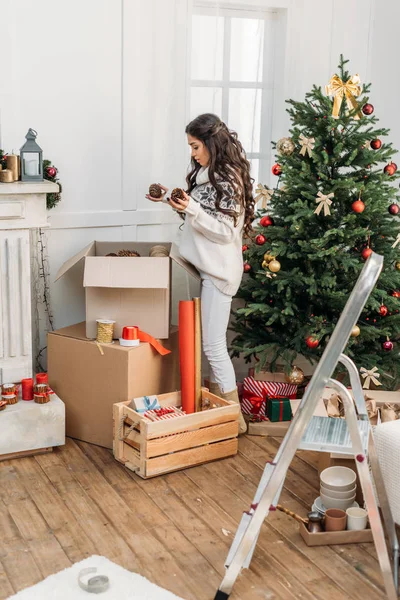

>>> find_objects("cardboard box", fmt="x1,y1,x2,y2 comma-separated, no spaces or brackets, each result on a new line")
48,322,180,449
299,522,372,546
246,398,327,436
55,241,199,339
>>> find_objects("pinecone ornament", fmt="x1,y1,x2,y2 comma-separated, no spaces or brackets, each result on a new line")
171,188,185,201
117,249,141,257
149,183,163,198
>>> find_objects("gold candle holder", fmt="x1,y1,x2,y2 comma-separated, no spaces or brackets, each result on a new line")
6,155,19,181
0,169,13,183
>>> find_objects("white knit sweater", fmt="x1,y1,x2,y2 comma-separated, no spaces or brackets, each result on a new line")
178,167,244,297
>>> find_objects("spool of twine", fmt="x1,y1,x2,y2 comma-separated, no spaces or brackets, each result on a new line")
96,320,115,344
34,393,50,404
0,169,13,183
149,245,169,257
6,155,19,181
4,394,18,405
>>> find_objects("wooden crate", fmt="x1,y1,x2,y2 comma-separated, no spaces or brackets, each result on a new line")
299,522,373,546
113,388,239,478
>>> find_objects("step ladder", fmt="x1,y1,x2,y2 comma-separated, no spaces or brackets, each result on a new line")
215,252,399,600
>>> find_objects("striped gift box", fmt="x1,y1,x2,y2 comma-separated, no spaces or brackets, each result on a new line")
241,389,266,417
143,406,184,422
243,377,298,402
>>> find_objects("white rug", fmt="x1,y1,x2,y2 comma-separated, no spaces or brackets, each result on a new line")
7,555,187,599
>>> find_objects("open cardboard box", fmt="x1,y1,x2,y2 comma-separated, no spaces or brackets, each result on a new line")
55,241,200,339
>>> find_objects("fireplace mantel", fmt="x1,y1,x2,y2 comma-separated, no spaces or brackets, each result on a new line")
0,180,59,382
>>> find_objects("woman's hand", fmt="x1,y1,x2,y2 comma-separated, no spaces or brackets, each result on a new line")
145,184,168,203
168,190,190,212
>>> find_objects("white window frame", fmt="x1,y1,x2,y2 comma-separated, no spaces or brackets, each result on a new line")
189,2,279,184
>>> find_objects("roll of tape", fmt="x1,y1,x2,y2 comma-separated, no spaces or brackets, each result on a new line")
78,567,109,594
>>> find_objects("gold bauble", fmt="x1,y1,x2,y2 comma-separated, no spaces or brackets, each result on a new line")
263,253,275,263
268,259,281,273
351,325,361,338
277,137,295,156
262,260,268,269
396,261,400,271
285,366,305,385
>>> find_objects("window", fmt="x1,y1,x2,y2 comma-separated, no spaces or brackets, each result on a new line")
189,3,278,185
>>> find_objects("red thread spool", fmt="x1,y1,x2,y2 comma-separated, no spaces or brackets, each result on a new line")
36,372,48,384
122,326,138,340
22,378,34,401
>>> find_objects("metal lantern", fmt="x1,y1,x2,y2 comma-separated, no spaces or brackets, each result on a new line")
20,128,43,181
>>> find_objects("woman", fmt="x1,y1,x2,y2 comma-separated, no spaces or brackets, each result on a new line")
146,113,254,434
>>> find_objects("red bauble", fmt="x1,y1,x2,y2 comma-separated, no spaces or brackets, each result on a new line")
383,340,394,352
352,200,365,213
272,163,282,176
389,203,399,215
46,166,57,177
243,262,251,273
379,305,388,317
384,163,397,176
392,291,400,298
260,215,274,227
255,234,266,245
242,245,248,252
305,336,319,349
361,247,373,260
362,103,374,115
370,139,382,150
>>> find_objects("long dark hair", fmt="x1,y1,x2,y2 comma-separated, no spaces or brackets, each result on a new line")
185,113,255,237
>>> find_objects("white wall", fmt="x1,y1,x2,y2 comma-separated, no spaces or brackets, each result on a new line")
0,0,397,376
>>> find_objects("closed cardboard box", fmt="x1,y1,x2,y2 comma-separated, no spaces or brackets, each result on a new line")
48,322,180,449
55,241,199,339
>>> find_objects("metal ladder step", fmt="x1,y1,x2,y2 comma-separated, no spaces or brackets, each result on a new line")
300,415,370,454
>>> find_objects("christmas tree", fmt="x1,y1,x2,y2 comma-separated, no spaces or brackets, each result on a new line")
232,56,400,390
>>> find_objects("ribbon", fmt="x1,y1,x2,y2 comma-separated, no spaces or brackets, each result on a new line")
299,134,315,157
325,73,362,120
136,395,159,413
392,233,400,249
248,395,264,415
360,366,382,389
255,184,274,209
136,329,171,356
314,191,334,216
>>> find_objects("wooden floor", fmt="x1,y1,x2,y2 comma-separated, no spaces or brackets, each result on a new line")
0,435,388,600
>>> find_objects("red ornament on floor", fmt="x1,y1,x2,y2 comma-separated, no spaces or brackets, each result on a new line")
272,163,282,176
255,234,266,245
362,103,374,115
388,203,399,215
370,139,382,150
352,199,365,213
379,305,388,317
361,247,373,260
306,336,319,349
243,262,251,273
260,215,274,227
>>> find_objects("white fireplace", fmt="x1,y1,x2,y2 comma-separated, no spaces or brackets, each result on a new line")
0,180,59,382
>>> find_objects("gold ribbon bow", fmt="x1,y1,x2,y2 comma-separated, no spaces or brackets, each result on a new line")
360,366,382,390
255,184,274,209
325,74,362,120
314,191,334,216
392,233,400,249
299,134,315,157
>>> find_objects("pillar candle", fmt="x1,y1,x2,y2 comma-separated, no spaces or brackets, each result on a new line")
6,154,19,181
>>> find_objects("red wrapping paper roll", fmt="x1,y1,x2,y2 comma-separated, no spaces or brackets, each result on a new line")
179,300,195,414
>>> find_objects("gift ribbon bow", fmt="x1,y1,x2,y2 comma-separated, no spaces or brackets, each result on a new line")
360,366,382,389
248,395,264,415
392,233,400,249
314,191,334,216
137,396,160,413
299,134,315,157
255,184,274,209
325,74,362,120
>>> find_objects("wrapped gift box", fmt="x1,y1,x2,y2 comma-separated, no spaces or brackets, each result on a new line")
241,389,266,417
243,376,298,402
266,397,293,422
